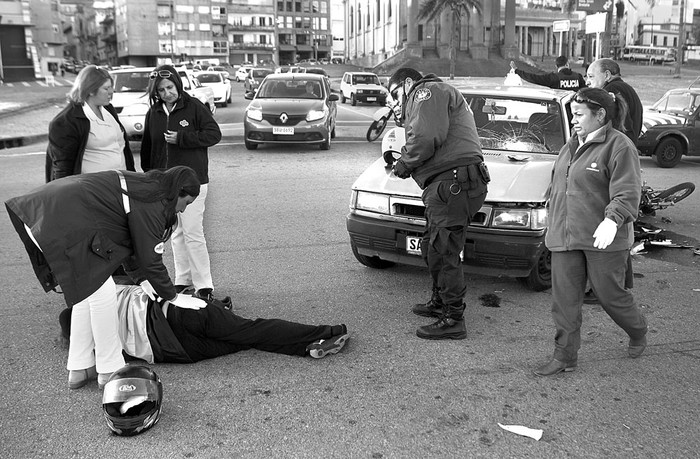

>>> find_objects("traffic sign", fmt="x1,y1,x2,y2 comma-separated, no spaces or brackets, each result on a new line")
553,20,570,33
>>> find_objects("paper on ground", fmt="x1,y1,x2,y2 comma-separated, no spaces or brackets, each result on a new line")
498,423,543,441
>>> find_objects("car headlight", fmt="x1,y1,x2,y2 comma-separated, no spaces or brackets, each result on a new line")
355,191,390,214
357,89,364,94
119,103,149,117
306,106,328,122
246,107,263,121
492,208,547,229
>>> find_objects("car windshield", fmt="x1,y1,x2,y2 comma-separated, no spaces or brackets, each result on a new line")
465,95,567,154
353,74,380,85
257,79,323,99
651,91,697,114
111,72,150,93
197,73,222,83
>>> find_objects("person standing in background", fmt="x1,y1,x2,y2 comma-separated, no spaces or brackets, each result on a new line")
510,56,586,91
45,65,135,182
585,58,643,145
141,65,222,301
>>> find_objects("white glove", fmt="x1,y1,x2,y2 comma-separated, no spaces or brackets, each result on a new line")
140,280,156,301
593,218,618,249
169,293,207,310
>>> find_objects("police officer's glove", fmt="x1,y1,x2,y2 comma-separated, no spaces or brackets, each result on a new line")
392,160,411,179
592,218,618,250
139,280,156,301
169,293,207,310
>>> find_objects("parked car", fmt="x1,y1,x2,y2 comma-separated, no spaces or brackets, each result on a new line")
244,68,274,92
340,72,387,106
234,66,251,82
177,70,216,115
207,65,230,79
109,67,154,140
637,85,700,168
109,67,215,141
243,73,339,150
346,79,576,291
196,70,232,107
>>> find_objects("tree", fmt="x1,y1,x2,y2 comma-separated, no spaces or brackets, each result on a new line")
417,0,482,80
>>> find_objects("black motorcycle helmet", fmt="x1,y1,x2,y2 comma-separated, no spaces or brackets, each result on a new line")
102,365,163,436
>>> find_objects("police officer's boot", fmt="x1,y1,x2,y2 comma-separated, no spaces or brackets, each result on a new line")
415,303,467,340
412,287,444,318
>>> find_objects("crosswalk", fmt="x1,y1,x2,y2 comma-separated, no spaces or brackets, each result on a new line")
2,77,75,88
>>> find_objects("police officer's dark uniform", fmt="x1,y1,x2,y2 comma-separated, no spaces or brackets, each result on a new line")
514,66,586,91
391,73,489,340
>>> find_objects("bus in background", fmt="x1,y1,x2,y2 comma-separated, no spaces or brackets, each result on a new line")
622,45,676,64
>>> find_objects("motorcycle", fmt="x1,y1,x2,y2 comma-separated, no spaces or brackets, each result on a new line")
635,181,695,244
366,99,402,142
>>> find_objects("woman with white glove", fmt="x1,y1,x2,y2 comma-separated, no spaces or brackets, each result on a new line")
6,166,202,390
534,88,648,376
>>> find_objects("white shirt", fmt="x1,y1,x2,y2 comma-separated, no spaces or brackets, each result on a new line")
81,103,126,174
115,285,154,364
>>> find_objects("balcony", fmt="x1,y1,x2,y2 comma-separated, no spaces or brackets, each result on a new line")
229,42,274,50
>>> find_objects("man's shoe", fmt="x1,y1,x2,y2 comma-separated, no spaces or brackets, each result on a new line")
194,288,214,302
583,289,599,304
533,359,577,377
307,333,350,359
628,336,647,358
68,366,97,390
416,317,467,340
412,298,444,318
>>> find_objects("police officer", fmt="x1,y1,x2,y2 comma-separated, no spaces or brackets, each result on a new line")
388,67,489,340
510,55,586,91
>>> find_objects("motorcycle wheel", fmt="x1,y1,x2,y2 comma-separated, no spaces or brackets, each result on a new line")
366,117,388,142
653,182,695,206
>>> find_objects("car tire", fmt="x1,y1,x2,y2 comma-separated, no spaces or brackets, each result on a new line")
517,248,551,292
351,93,357,106
654,137,684,168
341,93,346,104
331,125,336,139
320,134,331,150
244,138,258,150
351,241,395,269
227,92,232,103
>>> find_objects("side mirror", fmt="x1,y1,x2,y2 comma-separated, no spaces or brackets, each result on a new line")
244,92,255,100
328,94,339,102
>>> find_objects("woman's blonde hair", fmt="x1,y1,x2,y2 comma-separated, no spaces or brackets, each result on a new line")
68,65,113,104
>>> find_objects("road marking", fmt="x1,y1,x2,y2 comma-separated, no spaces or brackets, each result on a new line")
337,105,377,119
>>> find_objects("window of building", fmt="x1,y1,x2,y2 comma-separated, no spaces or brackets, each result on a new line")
321,18,327,30
176,5,194,14
663,36,668,47
286,16,293,28
320,0,327,14
388,1,392,17
312,1,319,13
259,35,267,44
52,23,60,34
350,7,353,35
357,5,361,33
277,16,284,27
279,33,292,45
214,41,227,54
277,1,284,11
295,17,302,28
157,5,170,18
200,23,211,31
212,6,225,19
198,6,209,14
376,0,380,20
233,34,243,44
418,24,423,41
303,17,311,29
158,22,172,35
297,33,308,45
212,24,225,37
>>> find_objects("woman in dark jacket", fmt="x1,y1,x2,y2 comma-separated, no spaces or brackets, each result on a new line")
141,65,221,301
45,65,135,182
534,88,648,377
5,166,207,390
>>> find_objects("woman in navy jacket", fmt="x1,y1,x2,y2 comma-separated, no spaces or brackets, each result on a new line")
141,65,221,301
45,65,135,182
5,166,206,390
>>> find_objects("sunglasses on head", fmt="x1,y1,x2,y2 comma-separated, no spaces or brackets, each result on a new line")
149,70,173,80
573,95,603,108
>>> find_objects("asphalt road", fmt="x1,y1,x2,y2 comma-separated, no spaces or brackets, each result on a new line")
1,128,700,457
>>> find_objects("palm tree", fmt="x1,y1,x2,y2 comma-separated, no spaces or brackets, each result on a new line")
416,0,483,79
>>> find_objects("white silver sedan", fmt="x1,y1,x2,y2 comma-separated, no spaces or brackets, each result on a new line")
195,71,232,107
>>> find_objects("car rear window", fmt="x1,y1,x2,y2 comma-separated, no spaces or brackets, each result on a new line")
197,73,221,83
111,72,150,93
352,74,380,85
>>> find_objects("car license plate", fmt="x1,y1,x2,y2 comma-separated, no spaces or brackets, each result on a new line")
367,97,377,102
406,236,422,255
273,127,294,135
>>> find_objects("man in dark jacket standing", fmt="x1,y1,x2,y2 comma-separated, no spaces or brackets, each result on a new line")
585,58,643,145
388,68,489,340
510,56,586,91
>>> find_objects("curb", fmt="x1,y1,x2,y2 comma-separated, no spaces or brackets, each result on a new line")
0,97,65,150
0,133,48,150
